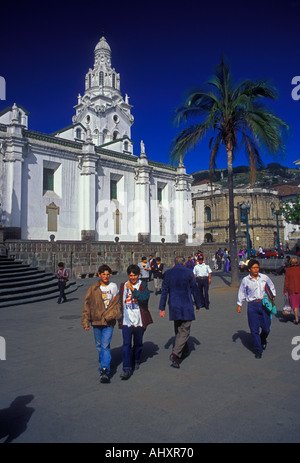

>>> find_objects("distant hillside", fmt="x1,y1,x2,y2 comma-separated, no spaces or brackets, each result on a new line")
192,163,300,188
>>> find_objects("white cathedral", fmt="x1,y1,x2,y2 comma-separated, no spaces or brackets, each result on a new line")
0,37,193,244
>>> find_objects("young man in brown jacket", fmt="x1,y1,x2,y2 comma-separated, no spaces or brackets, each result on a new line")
82,265,121,383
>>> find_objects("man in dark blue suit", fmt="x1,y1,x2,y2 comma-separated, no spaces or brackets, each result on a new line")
159,256,201,368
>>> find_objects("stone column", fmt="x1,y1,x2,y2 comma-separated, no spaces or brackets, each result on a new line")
174,164,193,244
2,116,25,238
78,138,98,241
134,144,151,242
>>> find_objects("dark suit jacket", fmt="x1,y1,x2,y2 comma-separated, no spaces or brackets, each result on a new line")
159,264,201,321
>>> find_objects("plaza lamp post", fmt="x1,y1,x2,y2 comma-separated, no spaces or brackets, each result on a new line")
274,211,281,258
240,201,251,258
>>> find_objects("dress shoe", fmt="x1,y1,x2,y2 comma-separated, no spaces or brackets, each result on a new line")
255,351,262,359
169,353,180,368
120,369,132,380
100,368,110,383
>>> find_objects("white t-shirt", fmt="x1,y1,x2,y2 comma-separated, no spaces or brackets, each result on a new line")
100,282,118,309
122,280,142,327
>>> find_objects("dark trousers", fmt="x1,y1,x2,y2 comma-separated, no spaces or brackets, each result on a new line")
247,301,271,353
122,325,145,370
58,281,67,302
196,277,209,308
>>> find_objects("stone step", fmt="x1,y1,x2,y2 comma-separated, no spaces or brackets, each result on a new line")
0,279,59,296
0,280,76,302
0,268,47,278
0,255,79,308
0,282,78,308
0,259,23,265
0,273,56,288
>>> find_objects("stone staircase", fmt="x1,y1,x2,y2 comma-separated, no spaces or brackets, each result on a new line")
0,255,78,308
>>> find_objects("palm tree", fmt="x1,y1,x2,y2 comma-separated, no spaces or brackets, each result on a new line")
170,57,289,287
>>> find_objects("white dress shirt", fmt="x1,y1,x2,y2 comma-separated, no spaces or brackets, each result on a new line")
237,273,276,306
193,262,212,277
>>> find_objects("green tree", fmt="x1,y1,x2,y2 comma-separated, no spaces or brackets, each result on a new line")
170,58,289,287
280,195,300,225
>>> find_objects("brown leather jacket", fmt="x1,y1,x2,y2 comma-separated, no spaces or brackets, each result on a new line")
81,281,121,329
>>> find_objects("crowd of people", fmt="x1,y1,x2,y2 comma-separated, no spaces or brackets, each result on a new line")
79,253,210,382
56,250,300,383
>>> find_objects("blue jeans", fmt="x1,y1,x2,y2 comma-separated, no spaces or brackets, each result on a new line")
247,302,271,353
93,326,114,372
122,325,145,370
58,280,67,302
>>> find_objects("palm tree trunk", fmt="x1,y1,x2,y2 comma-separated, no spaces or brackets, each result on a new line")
226,148,240,287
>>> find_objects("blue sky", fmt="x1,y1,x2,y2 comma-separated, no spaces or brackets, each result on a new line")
1,0,299,175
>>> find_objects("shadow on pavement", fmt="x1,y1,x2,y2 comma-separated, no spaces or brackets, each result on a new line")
0,395,35,443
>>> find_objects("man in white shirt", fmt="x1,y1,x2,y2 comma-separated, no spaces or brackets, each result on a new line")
193,256,212,310
237,259,276,359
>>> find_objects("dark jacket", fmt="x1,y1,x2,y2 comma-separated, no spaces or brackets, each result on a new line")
119,280,153,329
159,264,201,320
152,262,164,279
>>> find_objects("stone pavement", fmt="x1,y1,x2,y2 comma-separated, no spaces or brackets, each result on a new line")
0,270,299,444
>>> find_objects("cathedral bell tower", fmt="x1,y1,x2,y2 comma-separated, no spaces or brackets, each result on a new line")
72,36,134,152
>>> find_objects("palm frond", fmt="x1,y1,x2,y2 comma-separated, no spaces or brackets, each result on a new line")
170,56,290,170
209,131,223,184
241,133,263,185
169,122,212,164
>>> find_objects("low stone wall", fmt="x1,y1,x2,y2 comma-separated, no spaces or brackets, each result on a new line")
3,240,193,278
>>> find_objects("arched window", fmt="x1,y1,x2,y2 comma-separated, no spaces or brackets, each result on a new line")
205,206,212,222
76,128,81,139
99,71,104,86
103,129,110,143
112,74,115,88
205,233,213,243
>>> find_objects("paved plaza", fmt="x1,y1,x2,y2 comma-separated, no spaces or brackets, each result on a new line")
0,269,299,444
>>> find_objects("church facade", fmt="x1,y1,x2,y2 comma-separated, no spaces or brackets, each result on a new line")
0,37,193,245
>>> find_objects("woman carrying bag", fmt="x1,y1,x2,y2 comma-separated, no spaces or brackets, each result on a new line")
284,257,300,325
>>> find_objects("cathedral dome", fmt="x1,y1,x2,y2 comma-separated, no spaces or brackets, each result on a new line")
95,36,111,54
